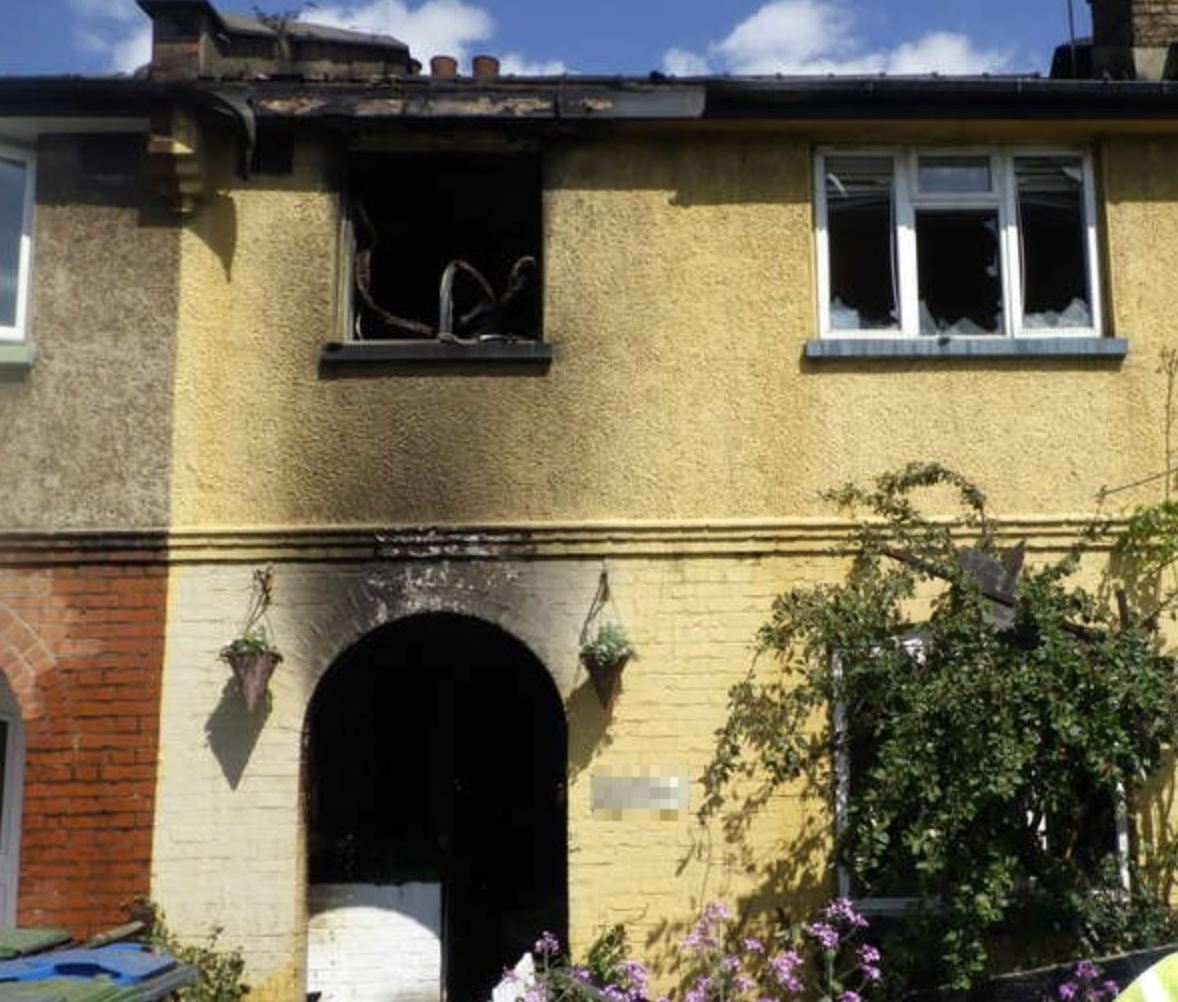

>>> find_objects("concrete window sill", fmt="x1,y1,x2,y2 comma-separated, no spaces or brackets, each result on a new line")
0,342,33,369
804,337,1128,360
320,340,552,365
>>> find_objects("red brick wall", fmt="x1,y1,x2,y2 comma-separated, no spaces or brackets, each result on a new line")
0,550,167,935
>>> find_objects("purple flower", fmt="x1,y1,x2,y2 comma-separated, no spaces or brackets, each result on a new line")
1101,981,1120,998
806,920,841,951
742,936,765,954
1075,961,1100,982
769,950,805,994
857,944,881,965
533,931,560,956
825,897,869,929
1059,981,1078,1001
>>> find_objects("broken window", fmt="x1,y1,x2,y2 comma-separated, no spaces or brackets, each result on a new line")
816,149,1101,339
347,151,541,343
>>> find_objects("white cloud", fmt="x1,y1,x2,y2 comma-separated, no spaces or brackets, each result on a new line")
662,47,710,77
69,0,140,24
663,0,1010,77
498,53,567,76
70,0,151,73
305,0,493,65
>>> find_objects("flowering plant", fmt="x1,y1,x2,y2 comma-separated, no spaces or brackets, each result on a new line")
1050,960,1119,1002
679,897,883,1002
511,898,881,1002
506,929,661,1002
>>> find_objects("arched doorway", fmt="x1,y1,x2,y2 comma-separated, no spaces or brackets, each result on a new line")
304,613,567,1002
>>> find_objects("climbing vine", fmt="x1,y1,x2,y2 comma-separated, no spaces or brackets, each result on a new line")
703,463,1178,991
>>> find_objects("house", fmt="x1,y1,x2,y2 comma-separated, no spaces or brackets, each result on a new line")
1,0,1178,998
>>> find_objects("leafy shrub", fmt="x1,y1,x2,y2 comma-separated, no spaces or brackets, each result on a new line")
145,904,249,1002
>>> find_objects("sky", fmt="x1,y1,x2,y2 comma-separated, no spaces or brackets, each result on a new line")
0,0,1092,79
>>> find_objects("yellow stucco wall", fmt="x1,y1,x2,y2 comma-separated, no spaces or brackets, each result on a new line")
153,121,1178,995
167,127,1177,530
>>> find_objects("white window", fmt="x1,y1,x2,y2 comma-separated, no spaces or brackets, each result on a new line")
815,149,1102,339
0,144,34,344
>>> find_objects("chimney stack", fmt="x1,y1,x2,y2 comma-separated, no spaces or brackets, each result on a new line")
1088,0,1178,78
472,54,500,79
430,55,459,78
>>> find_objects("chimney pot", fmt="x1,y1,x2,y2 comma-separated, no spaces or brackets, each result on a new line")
431,54,458,78
472,54,500,78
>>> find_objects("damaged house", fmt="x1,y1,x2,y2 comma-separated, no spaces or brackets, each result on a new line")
2,0,1178,998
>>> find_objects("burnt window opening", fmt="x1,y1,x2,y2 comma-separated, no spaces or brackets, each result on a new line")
349,152,542,344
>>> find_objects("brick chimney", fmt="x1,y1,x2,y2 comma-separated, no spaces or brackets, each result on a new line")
136,0,414,80
1088,0,1178,78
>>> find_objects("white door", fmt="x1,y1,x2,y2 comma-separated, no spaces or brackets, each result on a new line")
0,676,24,927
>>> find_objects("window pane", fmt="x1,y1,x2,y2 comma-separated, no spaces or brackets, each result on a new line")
918,155,991,193
825,156,898,330
916,209,1003,335
0,158,25,329
1017,156,1092,329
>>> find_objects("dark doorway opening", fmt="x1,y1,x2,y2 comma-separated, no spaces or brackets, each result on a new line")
305,613,567,1001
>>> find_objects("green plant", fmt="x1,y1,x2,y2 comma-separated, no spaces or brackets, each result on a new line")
703,463,1178,991
145,904,249,1002
580,623,635,670
218,625,283,663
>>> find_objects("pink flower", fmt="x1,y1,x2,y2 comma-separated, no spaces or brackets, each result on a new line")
742,937,765,954
1059,982,1078,1001
533,931,560,956
825,897,869,929
1074,961,1100,982
806,920,840,951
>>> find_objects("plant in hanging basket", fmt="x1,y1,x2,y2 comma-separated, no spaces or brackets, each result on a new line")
219,628,283,712
580,623,635,706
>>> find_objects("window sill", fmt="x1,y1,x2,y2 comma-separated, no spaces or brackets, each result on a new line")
320,340,552,365
0,342,33,369
804,336,1127,360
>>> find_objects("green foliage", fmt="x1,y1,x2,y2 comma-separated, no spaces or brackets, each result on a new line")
218,625,282,663
146,905,249,1002
584,924,631,986
703,463,1178,991
581,623,635,670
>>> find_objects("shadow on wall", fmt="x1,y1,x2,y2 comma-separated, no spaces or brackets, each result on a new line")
205,676,271,790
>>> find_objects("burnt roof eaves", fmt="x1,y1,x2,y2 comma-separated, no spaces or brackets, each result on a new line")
701,74,1178,118
246,78,706,122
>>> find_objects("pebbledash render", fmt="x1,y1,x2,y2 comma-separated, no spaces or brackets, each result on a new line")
3,0,1178,997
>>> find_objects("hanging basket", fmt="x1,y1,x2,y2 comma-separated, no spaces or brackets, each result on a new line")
583,651,630,707
223,648,281,712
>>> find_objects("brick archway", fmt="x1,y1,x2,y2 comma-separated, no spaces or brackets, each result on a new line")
0,603,51,723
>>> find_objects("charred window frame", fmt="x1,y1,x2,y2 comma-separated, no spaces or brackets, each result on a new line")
0,142,35,346
343,150,542,345
815,148,1103,341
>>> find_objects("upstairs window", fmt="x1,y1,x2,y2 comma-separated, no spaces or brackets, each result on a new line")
815,149,1102,339
0,144,34,344
346,151,541,344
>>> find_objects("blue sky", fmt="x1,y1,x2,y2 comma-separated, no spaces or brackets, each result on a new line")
1,0,1092,77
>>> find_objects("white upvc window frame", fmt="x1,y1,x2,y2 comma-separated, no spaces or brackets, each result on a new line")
814,146,1103,341
832,634,1130,917
0,141,35,345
